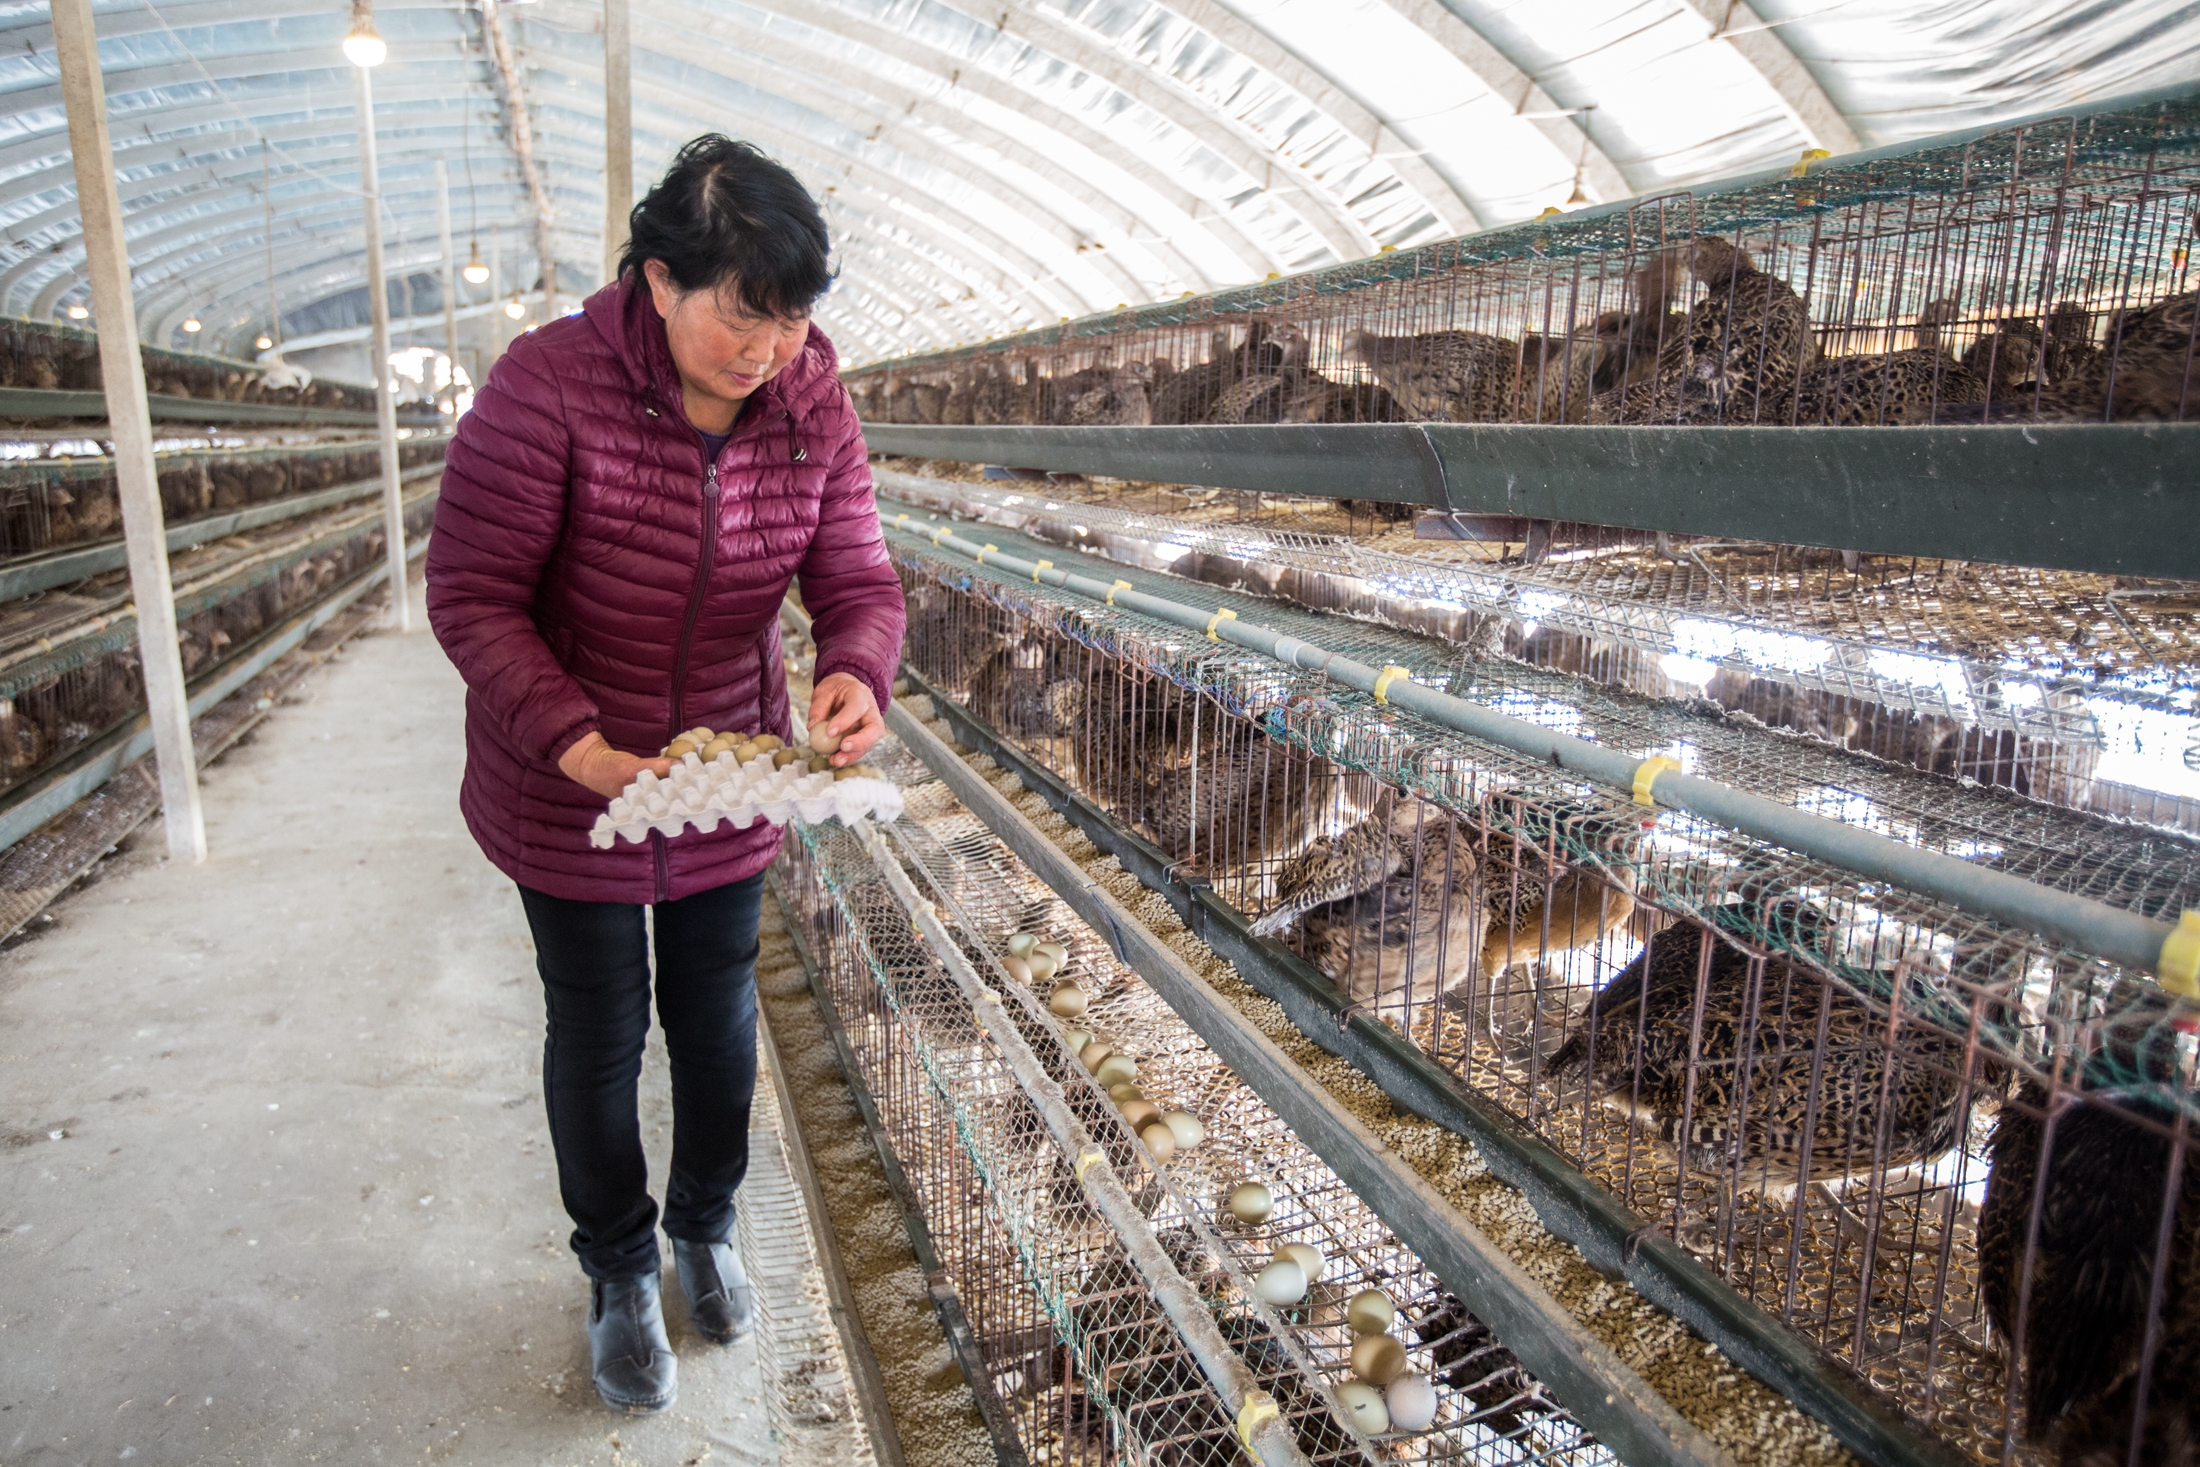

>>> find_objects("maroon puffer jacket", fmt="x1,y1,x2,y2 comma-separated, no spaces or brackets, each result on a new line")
425,280,906,903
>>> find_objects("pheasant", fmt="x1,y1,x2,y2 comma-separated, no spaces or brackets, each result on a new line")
1960,315,2045,398
2050,288,2197,421
1068,362,1154,426
1548,895,2013,1253
1518,251,1685,423
971,358,1040,425
1342,327,1520,422
2042,300,2100,386
1789,299,1987,425
1591,235,1812,424
1205,325,1313,424
1253,795,1645,1009
1979,981,2200,1463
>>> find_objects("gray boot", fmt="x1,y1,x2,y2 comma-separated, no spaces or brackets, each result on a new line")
587,1271,677,1413
672,1238,754,1344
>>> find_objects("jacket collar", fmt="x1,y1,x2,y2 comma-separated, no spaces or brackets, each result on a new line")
582,277,839,435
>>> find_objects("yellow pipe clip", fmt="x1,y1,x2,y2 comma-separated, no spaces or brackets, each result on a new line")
1032,560,1053,582
2161,910,2200,998
1105,580,1132,606
1206,608,1237,641
1372,665,1411,704
1234,1392,1282,1449
1632,755,1684,808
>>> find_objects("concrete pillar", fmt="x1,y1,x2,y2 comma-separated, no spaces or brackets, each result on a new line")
603,0,631,287
435,157,459,411
354,64,412,633
49,0,206,862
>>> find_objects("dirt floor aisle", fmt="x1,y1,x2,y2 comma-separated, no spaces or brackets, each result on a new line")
0,582,782,1466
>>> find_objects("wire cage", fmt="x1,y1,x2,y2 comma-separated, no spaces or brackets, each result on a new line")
844,88,2200,429
0,489,436,801
871,470,2173,837
887,525,2200,1466
0,436,447,559
0,317,388,414
772,745,1613,1467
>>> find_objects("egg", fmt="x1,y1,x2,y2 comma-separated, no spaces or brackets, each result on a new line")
1350,1332,1407,1386
1161,1111,1203,1149
1118,1099,1161,1131
1026,950,1059,982
1334,1382,1389,1435
772,748,802,768
1276,1242,1324,1283
1034,939,1068,966
1140,1123,1177,1162
1007,933,1039,959
667,739,700,760
1227,1182,1274,1225
1384,1375,1436,1434
703,736,738,760
834,766,866,780
753,734,784,752
1345,1289,1395,1336
1079,1042,1113,1072
808,728,843,755
1063,1029,1093,1055
1048,982,1088,1017
1106,1083,1144,1103
734,741,761,763
1092,1053,1138,1088
1252,1258,1306,1306
808,755,832,773
999,955,1031,985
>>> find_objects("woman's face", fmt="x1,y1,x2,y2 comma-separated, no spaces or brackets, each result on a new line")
644,259,809,417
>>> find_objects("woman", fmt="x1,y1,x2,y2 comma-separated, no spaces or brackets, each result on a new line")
425,136,905,1415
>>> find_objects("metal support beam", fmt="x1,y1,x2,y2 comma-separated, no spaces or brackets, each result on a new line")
49,0,205,864
355,64,411,634
857,421,2200,582
435,157,459,411
478,0,558,311
602,0,631,288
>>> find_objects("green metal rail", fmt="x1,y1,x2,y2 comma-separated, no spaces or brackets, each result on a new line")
0,385,441,428
859,421,2200,581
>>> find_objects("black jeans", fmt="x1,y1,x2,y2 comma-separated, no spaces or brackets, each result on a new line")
517,875,764,1280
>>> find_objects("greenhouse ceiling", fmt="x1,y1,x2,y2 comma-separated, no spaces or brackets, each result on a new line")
1,0,2195,365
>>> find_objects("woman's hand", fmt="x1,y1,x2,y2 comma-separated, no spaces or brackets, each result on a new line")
808,672,884,765
558,732,674,798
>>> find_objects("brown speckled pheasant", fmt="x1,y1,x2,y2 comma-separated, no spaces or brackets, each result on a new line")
1789,299,1986,425
1069,363,1153,426
1592,235,1811,424
1979,983,2200,1464
1255,796,1644,1006
972,358,1040,425
1343,326,1520,422
1549,897,2012,1252
1519,252,1685,423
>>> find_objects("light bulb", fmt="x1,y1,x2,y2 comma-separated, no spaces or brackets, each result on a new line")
462,241,490,285
66,304,88,320
504,297,525,320
342,2,387,67
182,317,202,333
255,334,273,350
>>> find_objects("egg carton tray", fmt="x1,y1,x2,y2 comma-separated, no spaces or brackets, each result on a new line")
590,751,904,848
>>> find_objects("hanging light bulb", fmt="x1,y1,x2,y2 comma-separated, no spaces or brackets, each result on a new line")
504,294,526,320
342,0,388,67
255,334,274,350
463,240,491,285
182,316,203,334
66,303,88,321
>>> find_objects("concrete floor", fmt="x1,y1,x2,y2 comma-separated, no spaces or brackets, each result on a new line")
0,582,782,1465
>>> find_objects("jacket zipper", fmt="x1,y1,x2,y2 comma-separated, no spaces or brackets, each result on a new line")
656,455,722,901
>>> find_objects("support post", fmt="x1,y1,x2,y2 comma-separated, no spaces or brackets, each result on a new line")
354,65,411,632
435,157,459,414
48,0,206,862
602,0,631,286
489,224,505,363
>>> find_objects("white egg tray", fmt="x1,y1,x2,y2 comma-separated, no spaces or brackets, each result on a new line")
589,751,903,848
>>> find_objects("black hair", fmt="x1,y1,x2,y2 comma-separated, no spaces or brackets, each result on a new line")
618,135,833,318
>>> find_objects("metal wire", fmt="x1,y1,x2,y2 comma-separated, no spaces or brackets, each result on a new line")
775,737,1609,1467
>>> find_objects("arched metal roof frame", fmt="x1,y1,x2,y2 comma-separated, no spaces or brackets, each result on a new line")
0,0,2186,366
